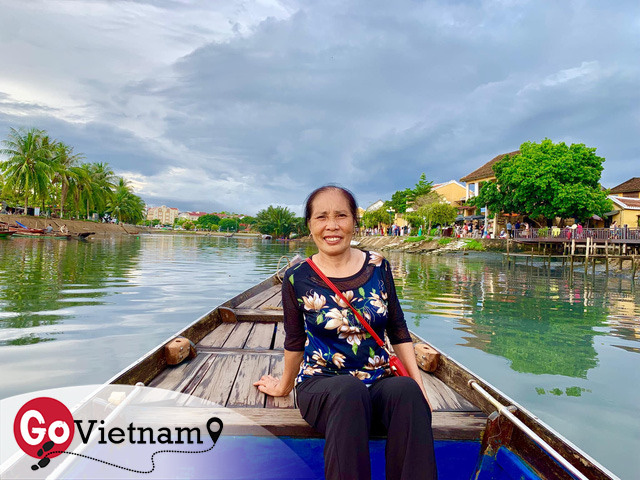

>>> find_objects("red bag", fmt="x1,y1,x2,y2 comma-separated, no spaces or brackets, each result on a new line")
306,258,410,377
389,355,410,377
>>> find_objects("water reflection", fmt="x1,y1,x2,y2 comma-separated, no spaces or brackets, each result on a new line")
387,252,639,378
0,237,142,344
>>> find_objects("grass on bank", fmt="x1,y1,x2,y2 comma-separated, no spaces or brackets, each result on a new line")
404,236,425,243
404,236,436,243
464,239,485,251
402,236,486,251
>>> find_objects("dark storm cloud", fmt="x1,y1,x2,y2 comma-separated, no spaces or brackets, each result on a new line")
0,0,637,212
153,0,638,209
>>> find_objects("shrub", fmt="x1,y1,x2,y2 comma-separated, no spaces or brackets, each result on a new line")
404,236,426,243
465,239,485,251
438,237,453,246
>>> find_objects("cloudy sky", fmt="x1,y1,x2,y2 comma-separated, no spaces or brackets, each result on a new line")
0,0,638,215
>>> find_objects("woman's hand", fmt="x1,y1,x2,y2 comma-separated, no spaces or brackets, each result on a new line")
253,374,289,397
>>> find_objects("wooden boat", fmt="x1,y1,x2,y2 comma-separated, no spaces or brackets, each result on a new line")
11,231,71,239
0,224,17,237
74,231,95,240
10,223,45,234
0,256,619,480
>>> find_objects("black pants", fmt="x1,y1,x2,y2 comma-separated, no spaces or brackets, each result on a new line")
296,375,437,480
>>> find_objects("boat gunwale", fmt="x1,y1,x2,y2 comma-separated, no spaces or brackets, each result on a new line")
410,331,620,480
103,253,617,480
106,266,290,387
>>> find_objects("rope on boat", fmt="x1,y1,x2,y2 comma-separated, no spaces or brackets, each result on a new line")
275,256,291,283
468,380,590,480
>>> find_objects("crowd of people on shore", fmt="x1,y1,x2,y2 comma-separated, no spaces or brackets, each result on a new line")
361,224,413,236
348,218,636,242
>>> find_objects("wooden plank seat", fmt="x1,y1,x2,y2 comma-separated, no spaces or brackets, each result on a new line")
148,320,486,439
220,307,284,322
125,405,487,439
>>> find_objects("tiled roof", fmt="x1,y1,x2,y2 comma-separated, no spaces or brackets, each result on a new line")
433,180,464,190
460,151,520,183
610,177,640,194
609,196,640,210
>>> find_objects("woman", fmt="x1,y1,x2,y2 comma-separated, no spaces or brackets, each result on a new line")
254,185,437,480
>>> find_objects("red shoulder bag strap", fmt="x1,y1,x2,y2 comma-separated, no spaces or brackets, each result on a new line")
305,257,384,348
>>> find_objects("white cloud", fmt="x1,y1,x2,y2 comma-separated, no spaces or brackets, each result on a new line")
0,0,638,212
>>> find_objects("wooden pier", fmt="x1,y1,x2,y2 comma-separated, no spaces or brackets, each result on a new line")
504,227,640,283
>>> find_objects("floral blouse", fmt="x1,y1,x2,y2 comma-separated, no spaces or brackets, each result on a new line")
282,251,412,386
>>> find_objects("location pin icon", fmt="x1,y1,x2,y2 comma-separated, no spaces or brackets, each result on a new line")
206,417,223,445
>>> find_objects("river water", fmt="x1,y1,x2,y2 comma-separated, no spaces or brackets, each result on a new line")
0,234,637,478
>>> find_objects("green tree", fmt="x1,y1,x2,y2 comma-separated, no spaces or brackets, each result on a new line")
195,214,221,230
0,127,55,212
291,217,309,237
219,217,239,232
409,173,433,202
254,205,297,238
83,163,116,219
386,173,434,213
108,177,145,224
472,139,612,224
183,220,195,231
385,188,413,213
361,206,391,228
51,142,84,218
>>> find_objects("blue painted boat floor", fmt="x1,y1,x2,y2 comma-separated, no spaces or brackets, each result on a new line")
279,438,481,480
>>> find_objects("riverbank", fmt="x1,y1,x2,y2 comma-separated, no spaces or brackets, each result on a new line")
0,214,142,236
354,235,640,280
353,235,506,253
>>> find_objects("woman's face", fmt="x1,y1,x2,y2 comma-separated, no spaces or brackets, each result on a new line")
308,189,356,257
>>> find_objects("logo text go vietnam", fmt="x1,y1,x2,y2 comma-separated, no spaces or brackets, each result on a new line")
13,397,75,459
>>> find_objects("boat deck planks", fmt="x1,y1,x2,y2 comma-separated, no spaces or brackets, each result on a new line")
244,322,277,349
189,354,243,405
237,284,281,310
148,319,484,438
198,322,235,348
272,323,286,350
223,322,255,348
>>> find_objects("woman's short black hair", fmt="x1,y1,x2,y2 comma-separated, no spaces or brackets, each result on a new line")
304,185,359,227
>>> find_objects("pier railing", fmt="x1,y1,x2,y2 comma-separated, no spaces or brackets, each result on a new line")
514,227,640,242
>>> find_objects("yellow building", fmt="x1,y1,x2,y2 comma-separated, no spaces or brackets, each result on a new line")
608,196,640,227
432,180,467,206
459,150,520,235
459,151,519,200
147,205,179,225
179,211,209,222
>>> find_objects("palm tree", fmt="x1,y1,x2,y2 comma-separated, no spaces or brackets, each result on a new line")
255,205,297,238
84,163,116,219
108,177,145,224
0,127,54,213
51,142,84,218
67,163,91,219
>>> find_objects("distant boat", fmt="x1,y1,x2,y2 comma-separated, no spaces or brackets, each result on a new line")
262,234,272,240
12,231,71,239
11,222,45,234
0,222,17,237
74,232,95,240
223,232,234,238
